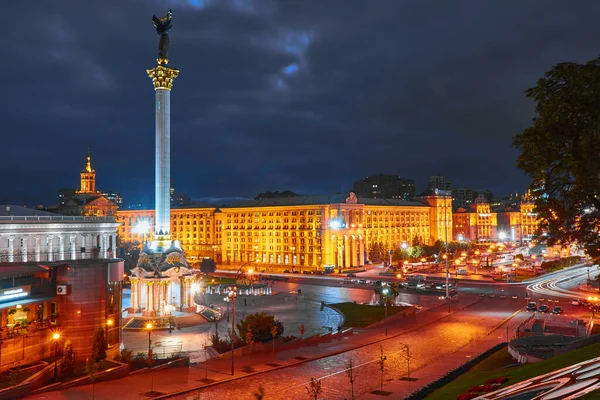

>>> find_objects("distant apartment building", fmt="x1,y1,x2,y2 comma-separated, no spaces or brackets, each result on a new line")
101,190,123,206
353,174,415,200
428,175,452,191
451,187,475,210
170,179,193,207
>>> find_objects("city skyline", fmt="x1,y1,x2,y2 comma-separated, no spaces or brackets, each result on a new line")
4,1,600,206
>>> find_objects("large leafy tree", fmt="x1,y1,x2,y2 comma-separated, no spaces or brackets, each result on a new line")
236,312,284,343
513,57,600,258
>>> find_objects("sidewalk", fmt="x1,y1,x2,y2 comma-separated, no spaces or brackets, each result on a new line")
359,310,525,399
35,296,483,400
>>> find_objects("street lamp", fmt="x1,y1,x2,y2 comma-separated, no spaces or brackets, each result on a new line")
52,332,60,380
227,286,238,376
382,287,389,336
146,322,153,357
133,219,151,244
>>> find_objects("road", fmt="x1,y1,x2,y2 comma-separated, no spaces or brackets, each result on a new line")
35,265,595,400
169,299,523,400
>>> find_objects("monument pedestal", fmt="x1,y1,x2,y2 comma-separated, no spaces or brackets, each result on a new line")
142,310,157,317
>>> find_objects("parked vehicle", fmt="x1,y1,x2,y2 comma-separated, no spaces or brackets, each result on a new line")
347,273,356,277
526,302,537,312
572,299,581,306
538,304,550,313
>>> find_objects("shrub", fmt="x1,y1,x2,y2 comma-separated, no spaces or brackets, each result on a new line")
120,348,133,364
92,328,107,362
236,312,284,343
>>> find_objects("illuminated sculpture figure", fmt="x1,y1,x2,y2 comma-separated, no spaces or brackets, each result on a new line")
152,9,172,62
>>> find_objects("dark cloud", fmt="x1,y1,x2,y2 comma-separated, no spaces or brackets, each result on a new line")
3,0,600,205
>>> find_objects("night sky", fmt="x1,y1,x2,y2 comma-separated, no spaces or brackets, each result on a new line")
4,1,600,207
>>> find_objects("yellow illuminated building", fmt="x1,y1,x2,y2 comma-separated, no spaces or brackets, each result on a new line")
452,194,497,242
117,192,452,270
497,191,538,242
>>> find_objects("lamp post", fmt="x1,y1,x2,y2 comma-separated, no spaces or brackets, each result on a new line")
146,322,153,357
227,286,237,376
52,332,60,381
442,192,450,313
382,287,389,336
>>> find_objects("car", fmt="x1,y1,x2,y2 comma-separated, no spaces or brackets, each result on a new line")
553,299,560,303
489,294,495,298
479,293,485,297
358,279,367,284
552,306,563,315
539,297,545,302
511,295,518,299
283,270,291,273
347,273,356,277
526,302,537,312
581,299,591,307
538,304,550,313
572,299,581,306
499,295,506,299
590,305,600,313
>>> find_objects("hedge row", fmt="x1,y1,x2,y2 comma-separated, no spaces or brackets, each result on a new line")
403,342,507,400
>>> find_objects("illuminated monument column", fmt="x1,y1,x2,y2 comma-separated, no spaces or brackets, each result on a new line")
131,10,195,318
147,62,178,237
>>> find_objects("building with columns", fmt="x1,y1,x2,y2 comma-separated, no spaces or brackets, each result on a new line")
0,205,119,262
117,191,452,271
453,194,498,242
56,150,118,217
496,191,538,243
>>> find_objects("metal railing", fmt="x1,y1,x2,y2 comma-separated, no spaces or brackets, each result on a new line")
129,344,183,359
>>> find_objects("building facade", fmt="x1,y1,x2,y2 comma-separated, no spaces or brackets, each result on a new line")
0,205,119,262
56,151,118,217
452,194,497,242
117,192,452,270
0,205,122,370
496,193,538,242
353,174,416,200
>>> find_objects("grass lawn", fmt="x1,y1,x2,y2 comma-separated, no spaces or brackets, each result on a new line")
329,302,411,328
205,276,237,285
426,341,600,399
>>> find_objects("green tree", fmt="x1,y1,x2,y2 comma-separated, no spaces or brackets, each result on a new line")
374,283,399,306
378,345,387,391
118,240,141,271
253,385,266,400
92,328,107,362
346,357,358,400
200,258,216,274
305,377,323,400
513,57,600,258
61,340,75,377
236,312,284,343
406,245,424,259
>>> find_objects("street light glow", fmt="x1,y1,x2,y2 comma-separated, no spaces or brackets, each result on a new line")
52,332,60,340
146,322,153,330
133,219,151,234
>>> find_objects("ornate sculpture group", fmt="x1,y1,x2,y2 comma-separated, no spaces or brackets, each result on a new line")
152,9,173,61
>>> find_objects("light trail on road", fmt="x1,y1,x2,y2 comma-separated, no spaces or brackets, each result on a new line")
526,268,589,299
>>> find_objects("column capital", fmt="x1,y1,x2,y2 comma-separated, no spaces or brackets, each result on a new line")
147,65,179,90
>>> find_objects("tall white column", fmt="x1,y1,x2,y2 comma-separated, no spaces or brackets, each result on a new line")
359,237,364,266
131,279,139,310
111,234,117,258
47,235,54,262
102,234,108,258
8,237,14,262
70,234,77,260
352,237,358,267
344,236,351,268
58,235,64,260
147,282,154,312
22,236,28,262
35,236,41,262
155,88,171,236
